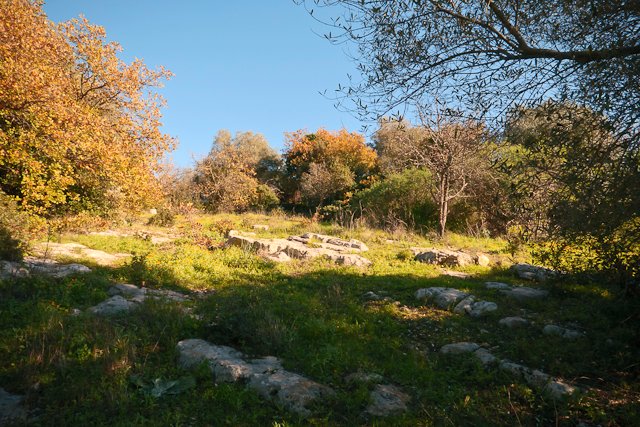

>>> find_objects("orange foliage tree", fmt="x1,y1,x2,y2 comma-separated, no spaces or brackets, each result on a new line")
283,128,377,210
0,0,174,217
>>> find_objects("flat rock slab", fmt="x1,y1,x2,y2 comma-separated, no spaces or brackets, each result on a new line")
411,248,474,267
511,263,558,281
485,282,511,290
227,234,371,267
499,317,529,328
500,287,549,301
88,284,189,315
297,232,368,252
364,384,410,418
0,387,27,423
177,339,334,417
442,345,578,399
543,325,584,340
442,270,472,279
415,287,469,309
25,258,91,278
33,242,129,266
440,342,480,354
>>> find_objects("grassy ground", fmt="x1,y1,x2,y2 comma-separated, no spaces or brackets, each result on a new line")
1,213,638,426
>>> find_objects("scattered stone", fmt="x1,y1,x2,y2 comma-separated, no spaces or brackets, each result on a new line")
227,233,372,267
0,387,27,423
263,251,291,263
252,224,269,231
475,254,491,267
88,295,137,316
70,308,82,316
453,296,497,317
415,287,469,309
32,242,129,266
411,248,473,267
385,239,395,244
543,325,584,340
150,236,173,245
485,282,511,290
364,384,410,418
473,348,498,365
499,317,529,328
500,286,549,301
25,258,92,278
149,208,158,215
345,372,384,384
177,339,334,417
293,233,369,252
89,230,130,238
362,291,382,301
511,263,558,281
545,380,577,399
440,342,480,354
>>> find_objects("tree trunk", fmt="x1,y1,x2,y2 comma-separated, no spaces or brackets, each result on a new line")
438,175,449,237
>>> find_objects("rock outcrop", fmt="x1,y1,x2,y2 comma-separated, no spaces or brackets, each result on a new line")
411,248,492,267
440,342,578,399
226,232,372,267
511,263,558,281
177,339,334,417
416,287,497,317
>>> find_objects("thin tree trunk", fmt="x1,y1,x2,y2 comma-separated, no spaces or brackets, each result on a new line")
438,175,449,237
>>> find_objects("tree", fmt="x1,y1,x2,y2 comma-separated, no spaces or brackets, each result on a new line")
0,0,174,217
299,161,355,218
375,112,487,236
194,130,281,212
283,128,377,207
502,102,640,286
298,1,640,140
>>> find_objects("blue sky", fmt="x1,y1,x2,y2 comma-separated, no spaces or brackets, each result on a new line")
43,1,363,167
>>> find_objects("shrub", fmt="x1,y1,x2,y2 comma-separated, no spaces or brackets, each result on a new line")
0,191,32,261
147,207,175,227
251,184,280,212
351,169,437,232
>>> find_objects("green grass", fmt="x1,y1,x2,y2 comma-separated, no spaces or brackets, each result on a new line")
1,213,638,425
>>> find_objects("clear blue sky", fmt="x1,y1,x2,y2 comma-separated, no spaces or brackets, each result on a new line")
43,1,363,167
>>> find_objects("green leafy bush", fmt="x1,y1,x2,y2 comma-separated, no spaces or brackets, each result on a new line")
0,191,33,261
147,207,175,227
351,169,437,232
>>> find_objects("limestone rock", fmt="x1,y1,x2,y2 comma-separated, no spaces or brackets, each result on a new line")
499,317,529,328
500,286,549,301
176,339,334,417
543,325,584,340
511,263,558,281
485,282,511,290
475,254,491,267
440,342,480,354
415,287,469,309
32,242,129,266
88,295,137,316
473,348,497,365
24,258,91,278
227,234,371,267
442,270,472,279
299,232,368,252
364,384,410,417
453,296,497,317
345,372,384,384
412,248,473,267
263,251,291,263
545,380,577,399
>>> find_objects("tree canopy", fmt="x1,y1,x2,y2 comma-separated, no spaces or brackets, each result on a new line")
0,0,174,217
298,0,640,140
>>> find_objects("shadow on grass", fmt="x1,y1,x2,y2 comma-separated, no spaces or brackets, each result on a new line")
1,253,639,425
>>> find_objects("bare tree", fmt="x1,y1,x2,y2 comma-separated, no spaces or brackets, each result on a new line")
376,107,487,236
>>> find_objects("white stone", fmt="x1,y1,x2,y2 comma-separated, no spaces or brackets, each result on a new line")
88,295,137,315
545,380,577,399
500,286,549,301
499,317,529,328
485,282,512,290
543,324,583,340
252,224,269,230
440,342,480,354
415,287,469,309
473,348,498,365
364,384,410,417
